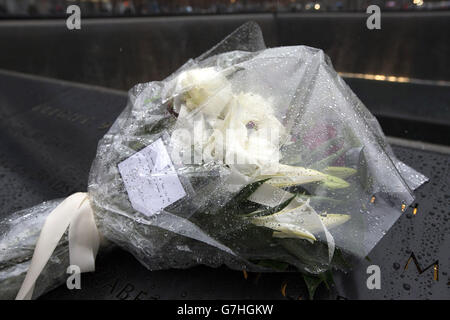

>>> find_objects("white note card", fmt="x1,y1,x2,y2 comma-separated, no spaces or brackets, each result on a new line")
118,138,186,217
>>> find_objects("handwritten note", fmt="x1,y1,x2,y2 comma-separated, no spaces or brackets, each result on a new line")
118,138,186,217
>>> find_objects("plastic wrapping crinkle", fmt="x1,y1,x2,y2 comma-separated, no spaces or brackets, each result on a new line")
89,21,427,271
0,22,428,299
0,200,67,299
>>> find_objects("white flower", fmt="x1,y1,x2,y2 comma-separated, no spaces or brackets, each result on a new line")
318,214,351,230
251,202,318,243
170,68,292,174
175,67,232,118
257,163,350,189
251,201,350,243
203,92,286,169
232,92,286,146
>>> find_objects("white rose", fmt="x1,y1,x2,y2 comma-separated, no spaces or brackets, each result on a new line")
175,67,232,118
171,68,288,172
215,93,285,168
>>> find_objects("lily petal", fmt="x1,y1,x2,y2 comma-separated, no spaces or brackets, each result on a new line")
323,166,357,179
258,164,349,189
250,202,319,242
320,214,351,229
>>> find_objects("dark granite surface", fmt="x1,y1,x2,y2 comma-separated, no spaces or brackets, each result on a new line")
0,70,448,300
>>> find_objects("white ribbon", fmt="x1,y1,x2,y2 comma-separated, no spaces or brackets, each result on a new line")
16,192,100,300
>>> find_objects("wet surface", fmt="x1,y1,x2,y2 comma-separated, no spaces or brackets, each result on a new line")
333,146,449,299
0,70,448,299
345,77,450,145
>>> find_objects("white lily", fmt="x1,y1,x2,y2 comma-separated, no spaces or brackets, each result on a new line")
251,201,350,243
251,203,318,243
257,163,350,189
318,214,351,231
170,68,348,190
323,166,357,179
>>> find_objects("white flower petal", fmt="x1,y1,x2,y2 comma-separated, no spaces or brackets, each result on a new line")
176,67,232,117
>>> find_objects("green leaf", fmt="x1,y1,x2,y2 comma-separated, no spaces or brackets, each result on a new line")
220,178,270,215
143,96,161,105
236,200,262,215
309,147,348,171
302,270,334,300
296,194,343,208
357,147,373,192
321,174,350,189
323,166,357,179
331,248,352,271
342,126,361,148
319,270,335,290
242,194,296,218
302,274,324,300
128,140,147,152
254,259,290,271
303,137,343,166
232,178,270,205
145,116,176,135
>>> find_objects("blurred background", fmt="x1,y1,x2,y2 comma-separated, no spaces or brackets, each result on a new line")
1,0,448,146
1,0,450,17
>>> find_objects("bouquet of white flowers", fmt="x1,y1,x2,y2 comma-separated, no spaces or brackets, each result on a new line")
0,22,427,300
